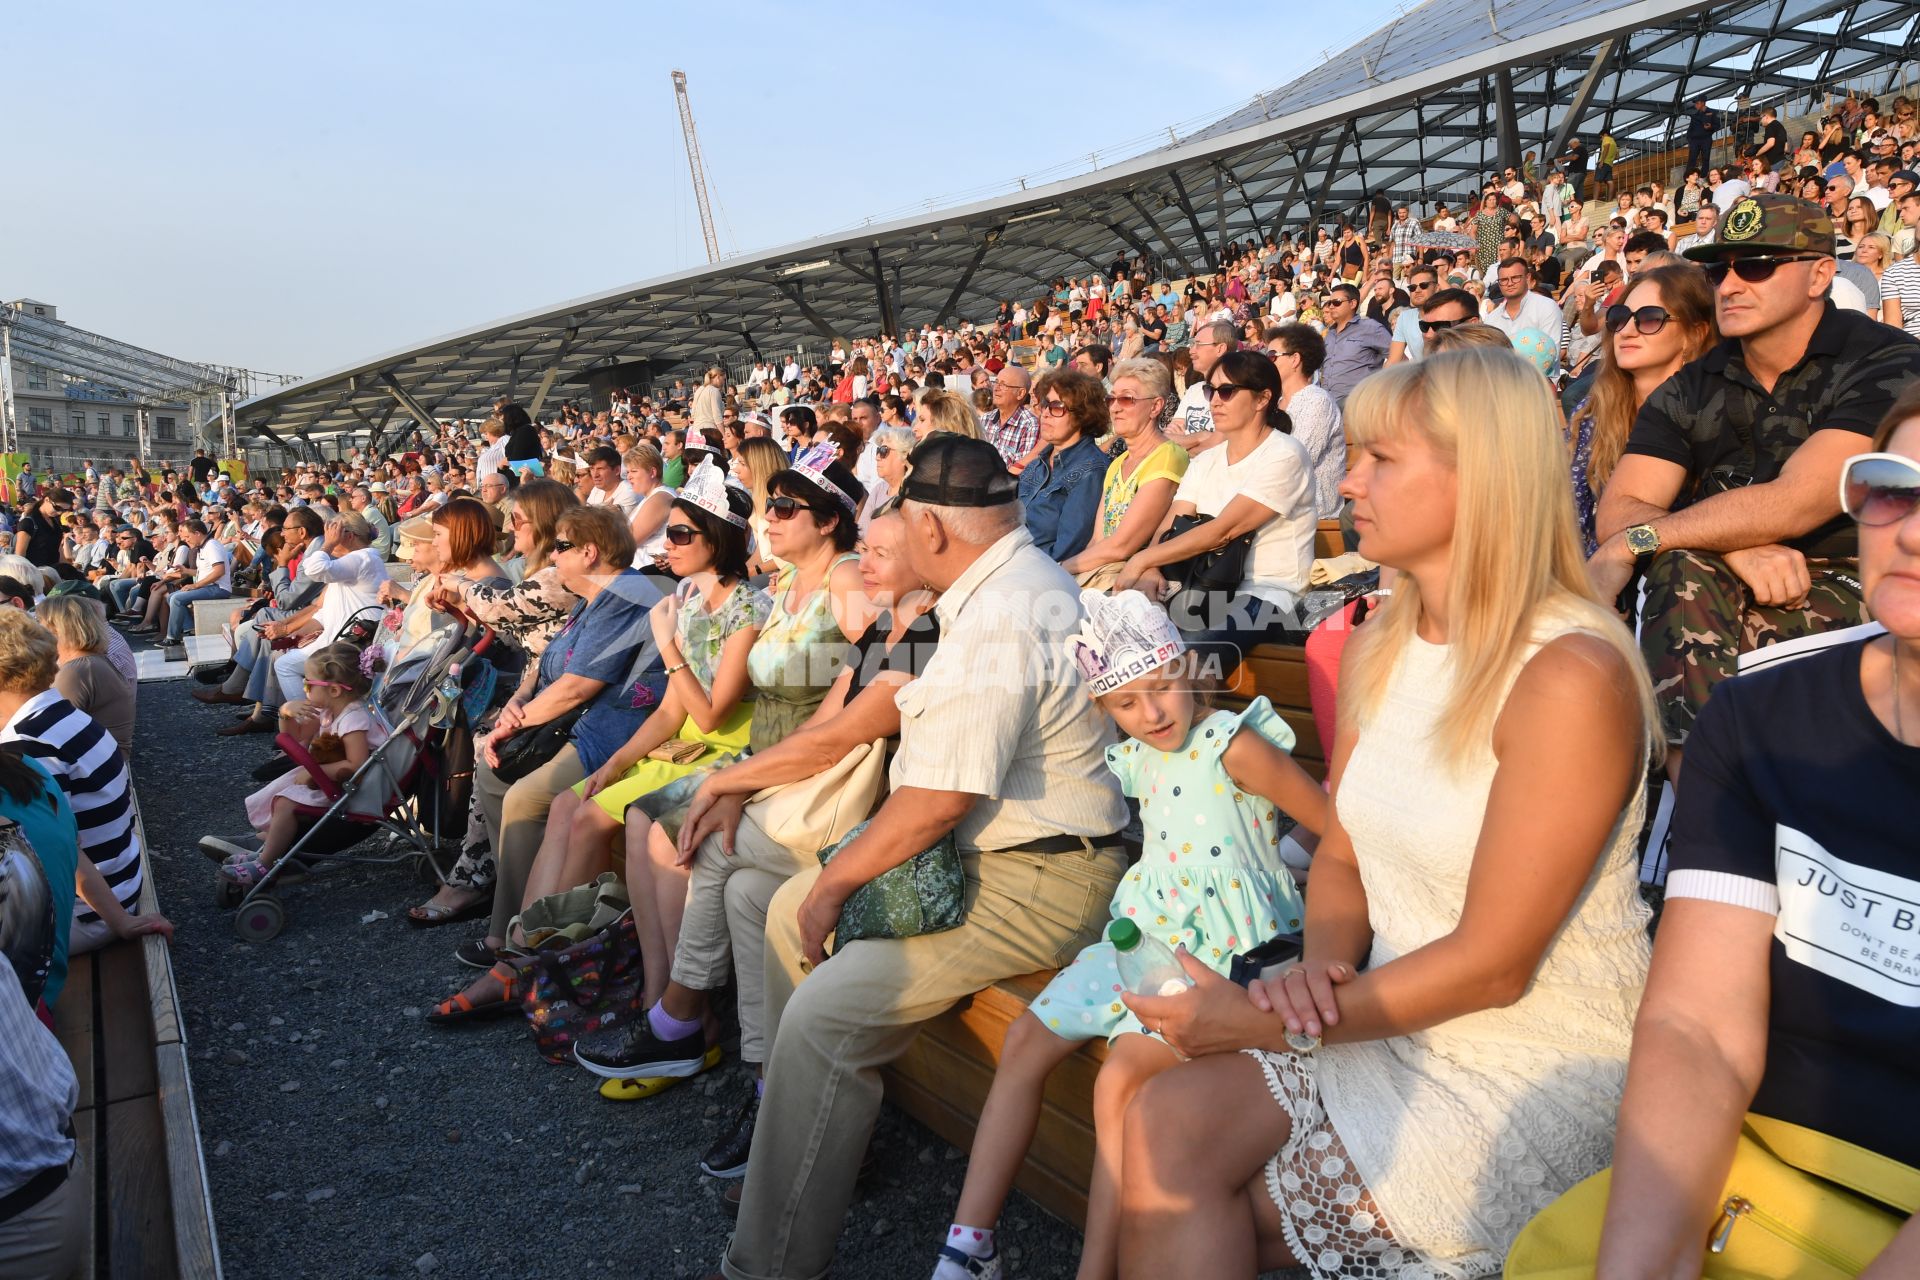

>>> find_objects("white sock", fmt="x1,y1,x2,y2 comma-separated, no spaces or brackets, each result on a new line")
934,1223,996,1277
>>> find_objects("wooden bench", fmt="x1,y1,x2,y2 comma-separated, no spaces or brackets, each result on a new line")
883,580,1333,1227
52,834,222,1279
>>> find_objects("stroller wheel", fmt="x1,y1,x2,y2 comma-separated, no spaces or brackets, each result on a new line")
233,896,285,943
214,876,245,909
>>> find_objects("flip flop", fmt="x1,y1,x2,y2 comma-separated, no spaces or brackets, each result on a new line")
406,896,490,928
597,1046,724,1101
427,961,524,1024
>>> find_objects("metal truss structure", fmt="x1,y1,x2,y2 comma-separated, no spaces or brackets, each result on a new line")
1,304,298,459
239,0,1918,438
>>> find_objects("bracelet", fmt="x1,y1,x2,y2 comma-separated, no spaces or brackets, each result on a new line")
664,661,687,677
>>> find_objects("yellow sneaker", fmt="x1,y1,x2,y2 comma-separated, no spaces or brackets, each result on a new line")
596,1045,723,1100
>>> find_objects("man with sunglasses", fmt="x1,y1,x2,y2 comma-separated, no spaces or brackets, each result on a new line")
1592,192,1920,769
1319,283,1390,408
1387,265,1443,363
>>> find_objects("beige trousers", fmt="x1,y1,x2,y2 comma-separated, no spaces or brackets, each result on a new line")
472,743,585,940
671,810,818,1065
721,844,1125,1280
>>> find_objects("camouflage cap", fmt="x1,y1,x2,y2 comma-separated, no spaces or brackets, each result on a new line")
1685,193,1835,261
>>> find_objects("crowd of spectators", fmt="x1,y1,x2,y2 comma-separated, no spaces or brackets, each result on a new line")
5,88,1920,1280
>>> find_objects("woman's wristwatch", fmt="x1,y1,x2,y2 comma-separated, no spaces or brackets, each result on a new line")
1285,1029,1323,1054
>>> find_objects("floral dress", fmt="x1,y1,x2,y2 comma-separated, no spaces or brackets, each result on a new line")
585,577,772,822
1031,698,1305,1045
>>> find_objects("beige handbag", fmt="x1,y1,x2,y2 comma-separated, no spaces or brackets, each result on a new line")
746,738,889,855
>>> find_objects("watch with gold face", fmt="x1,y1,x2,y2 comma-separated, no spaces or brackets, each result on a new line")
1624,523,1662,559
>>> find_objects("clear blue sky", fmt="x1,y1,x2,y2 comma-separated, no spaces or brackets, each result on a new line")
11,0,1406,377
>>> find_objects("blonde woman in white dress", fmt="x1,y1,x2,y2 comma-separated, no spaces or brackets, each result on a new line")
1120,347,1659,1279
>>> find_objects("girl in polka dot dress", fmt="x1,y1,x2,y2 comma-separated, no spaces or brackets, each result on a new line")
932,591,1327,1280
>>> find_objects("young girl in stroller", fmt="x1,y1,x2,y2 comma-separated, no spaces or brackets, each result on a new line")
205,641,388,889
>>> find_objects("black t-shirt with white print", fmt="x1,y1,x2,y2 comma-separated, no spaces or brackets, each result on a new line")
1668,635,1920,1167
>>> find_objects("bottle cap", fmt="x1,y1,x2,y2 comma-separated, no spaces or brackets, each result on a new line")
1106,918,1142,951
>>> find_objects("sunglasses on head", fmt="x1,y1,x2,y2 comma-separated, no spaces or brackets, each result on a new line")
1841,452,1920,526
1704,253,1825,285
1605,304,1672,335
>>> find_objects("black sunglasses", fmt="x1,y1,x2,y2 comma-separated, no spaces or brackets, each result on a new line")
1704,254,1825,285
1418,317,1461,334
663,523,700,547
874,445,893,459
765,495,809,519
1202,382,1251,402
551,539,578,553
1605,304,1672,335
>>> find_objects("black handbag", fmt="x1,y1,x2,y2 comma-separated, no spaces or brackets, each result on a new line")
1157,513,1253,591
490,704,588,783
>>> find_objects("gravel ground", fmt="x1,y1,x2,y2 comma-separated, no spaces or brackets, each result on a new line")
135,675,1085,1279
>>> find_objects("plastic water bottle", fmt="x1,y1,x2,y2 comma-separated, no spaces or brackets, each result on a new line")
1109,919,1193,997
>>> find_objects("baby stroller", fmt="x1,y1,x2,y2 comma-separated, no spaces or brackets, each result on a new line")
224,605,495,942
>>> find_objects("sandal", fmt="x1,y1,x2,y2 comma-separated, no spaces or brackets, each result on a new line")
427,960,526,1024
406,894,489,928
597,1045,725,1101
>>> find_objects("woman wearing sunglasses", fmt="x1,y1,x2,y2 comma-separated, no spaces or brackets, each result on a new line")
1061,358,1187,590
1115,349,1318,667
1567,266,1719,554
1018,368,1113,564
857,424,915,531
1584,391,1920,1278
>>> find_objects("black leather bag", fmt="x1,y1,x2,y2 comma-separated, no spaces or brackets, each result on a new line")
490,705,588,783
1157,513,1254,591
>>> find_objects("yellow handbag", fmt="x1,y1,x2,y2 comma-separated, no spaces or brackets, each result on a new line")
1504,1114,1918,1279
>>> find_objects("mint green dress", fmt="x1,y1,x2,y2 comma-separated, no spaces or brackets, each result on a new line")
1032,696,1306,1045
742,555,859,753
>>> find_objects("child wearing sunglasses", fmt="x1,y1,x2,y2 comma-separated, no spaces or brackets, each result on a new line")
207,641,386,890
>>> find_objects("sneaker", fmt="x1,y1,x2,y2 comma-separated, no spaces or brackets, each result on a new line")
933,1243,1002,1279
573,1009,708,1080
200,833,262,864
698,1086,758,1179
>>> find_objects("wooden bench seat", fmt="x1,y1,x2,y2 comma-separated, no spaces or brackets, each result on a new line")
883,629,1324,1227
54,827,222,1279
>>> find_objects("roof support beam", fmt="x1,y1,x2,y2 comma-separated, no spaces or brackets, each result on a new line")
1308,120,1355,231
1125,193,1196,277
526,325,581,417
1165,171,1217,271
772,284,843,344
935,234,997,328
870,248,898,340
1493,69,1523,172
1545,35,1622,169
381,372,442,437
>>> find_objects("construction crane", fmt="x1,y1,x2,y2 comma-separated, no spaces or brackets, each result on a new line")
671,69,722,265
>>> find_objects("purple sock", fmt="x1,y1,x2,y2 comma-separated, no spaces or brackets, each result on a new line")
754,1076,764,1097
648,1003,702,1041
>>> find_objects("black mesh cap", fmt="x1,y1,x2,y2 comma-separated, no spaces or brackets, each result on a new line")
898,434,1019,508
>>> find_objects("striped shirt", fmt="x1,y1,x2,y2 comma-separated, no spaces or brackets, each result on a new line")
0,959,77,1196
1,689,140,922
1881,255,1920,339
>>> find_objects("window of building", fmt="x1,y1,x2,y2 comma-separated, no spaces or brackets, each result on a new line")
25,366,47,391
70,414,86,435
28,408,51,433
97,414,111,436
156,416,177,441
121,415,135,437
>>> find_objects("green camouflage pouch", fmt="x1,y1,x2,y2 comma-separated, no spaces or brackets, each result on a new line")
820,819,965,951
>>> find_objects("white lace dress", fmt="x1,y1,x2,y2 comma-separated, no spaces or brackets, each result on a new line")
1249,609,1652,1278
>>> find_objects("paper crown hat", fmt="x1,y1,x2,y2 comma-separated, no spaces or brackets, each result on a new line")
1064,589,1185,696
678,458,748,528
788,442,861,515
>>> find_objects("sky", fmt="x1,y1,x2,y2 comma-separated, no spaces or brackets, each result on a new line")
9,0,1408,379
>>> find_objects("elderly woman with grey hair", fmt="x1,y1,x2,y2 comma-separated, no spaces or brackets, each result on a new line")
1059,356,1189,590
858,424,917,530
